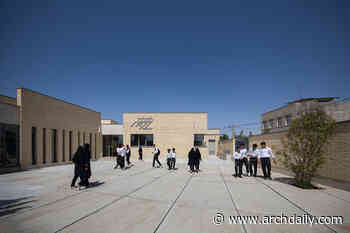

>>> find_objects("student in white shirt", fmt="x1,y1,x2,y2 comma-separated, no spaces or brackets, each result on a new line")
232,147,243,178
166,149,172,170
114,145,125,169
152,144,162,168
259,141,275,179
240,144,249,175
171,148,176,170
247,144,259,177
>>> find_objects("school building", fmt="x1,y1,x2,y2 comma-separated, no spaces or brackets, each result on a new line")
0,88,102,172
102,113,220,159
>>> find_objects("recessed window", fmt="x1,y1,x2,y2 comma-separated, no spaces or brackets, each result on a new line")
286,115,292,126
32,127,37,165
43,128,46,164
263,121,268,129
277,117,283,128
131,134,153,147
52,129,57,163
269,119,275,128
194,134,204,147
62,130,65,162
69,131,72,161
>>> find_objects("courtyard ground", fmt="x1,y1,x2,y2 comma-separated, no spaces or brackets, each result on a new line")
0,157,349,233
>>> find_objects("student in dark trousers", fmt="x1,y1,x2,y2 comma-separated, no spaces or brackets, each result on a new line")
152,144,162,168
166,149,172,170
232,147,243,178
138,146,143,160
71,146,84,188
259,141,275,179
240,144,249,175
194,147,201,172
248,144,258,177
171,148,176,169
188,147,196,173
79,144,91,187
126,145,131,166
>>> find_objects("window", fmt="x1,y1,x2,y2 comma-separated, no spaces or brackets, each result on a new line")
78,131,81,145
262,121,268,129
69,131,72,161
130,134,153,147
194,134,204,147
286,115,292,126
269,119,274,128
83,132,86,144
277,117,283,128
52,129,57,162
32,127,37,165
62,130,65,162
43,128,46,164
89,133,92,158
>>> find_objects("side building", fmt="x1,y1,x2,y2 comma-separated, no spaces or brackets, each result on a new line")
1,88,102,171
123,112,220,159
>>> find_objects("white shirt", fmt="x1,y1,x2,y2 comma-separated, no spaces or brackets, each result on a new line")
166,152,172,159
171,152,176,158
240,148,248,158
259,147,275,159
233,152,242,160
153,148,159,155
119,147,126,157
248,149,259,158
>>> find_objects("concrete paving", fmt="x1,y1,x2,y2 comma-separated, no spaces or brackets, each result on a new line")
0,158,349,233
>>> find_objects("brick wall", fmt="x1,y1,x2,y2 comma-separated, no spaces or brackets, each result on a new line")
249,121,350,182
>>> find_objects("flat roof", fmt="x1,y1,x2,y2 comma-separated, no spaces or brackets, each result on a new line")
18,88,100,114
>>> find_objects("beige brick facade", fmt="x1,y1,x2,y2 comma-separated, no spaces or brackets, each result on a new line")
249,121,350,182
17,88,102,168
123,113,220,159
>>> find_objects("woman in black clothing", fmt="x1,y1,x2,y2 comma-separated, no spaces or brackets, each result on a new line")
194,147,201,172
188,148,196,173
80,144,91,187
71,146,84,188
138,146,143,160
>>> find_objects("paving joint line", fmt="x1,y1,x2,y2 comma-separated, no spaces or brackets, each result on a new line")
255,178,338,233
54,170,171,233
219,165,249,233
152,173,193,233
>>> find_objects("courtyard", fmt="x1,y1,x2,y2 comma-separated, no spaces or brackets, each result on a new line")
0,158,349,233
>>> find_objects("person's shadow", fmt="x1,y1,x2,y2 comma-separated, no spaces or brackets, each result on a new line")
87,181,105,189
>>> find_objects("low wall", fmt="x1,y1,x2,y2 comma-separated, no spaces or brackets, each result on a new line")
249,120,350,182
217,139,233,160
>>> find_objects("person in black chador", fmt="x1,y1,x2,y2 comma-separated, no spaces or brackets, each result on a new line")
71,146,84,188
80,144,91,187
188,147,196,173
194,147,202,172
138,146,143,160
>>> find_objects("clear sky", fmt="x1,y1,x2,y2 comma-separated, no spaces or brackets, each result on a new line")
1,0,349,135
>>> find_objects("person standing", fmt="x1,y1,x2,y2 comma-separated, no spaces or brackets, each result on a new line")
232,147,243,178
79,144,92,187
152,144,162,168
171,148,176,169
194,147,201,172
71,146,84,188
188,147,196,173
114,145,121,169
119,145,126,169
240,144,249,176
247,144,259,177
259,141,275,179
126,145,131,166
138,146,143,160
166,148,172,170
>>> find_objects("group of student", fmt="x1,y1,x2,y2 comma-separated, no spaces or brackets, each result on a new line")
233,141,275,179
71,144,92,189
114,144,132,169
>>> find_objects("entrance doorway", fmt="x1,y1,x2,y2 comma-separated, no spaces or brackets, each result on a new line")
209,140,216,155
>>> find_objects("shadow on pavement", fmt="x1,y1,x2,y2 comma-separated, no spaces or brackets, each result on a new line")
0,197,36,217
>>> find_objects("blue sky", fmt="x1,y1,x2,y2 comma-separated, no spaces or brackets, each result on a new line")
1,0,349,135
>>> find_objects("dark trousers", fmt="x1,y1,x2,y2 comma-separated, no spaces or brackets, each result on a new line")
138,152,142,160
234,159,242,176
261,157,271,178
249,158,258,176
167,158,171,169
242,157,249,174
171,158,176,169
189,162,195,172
126,154,130,165
194,159,200,170
116,156,125,169
71,165,80,186
153,155,162,167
